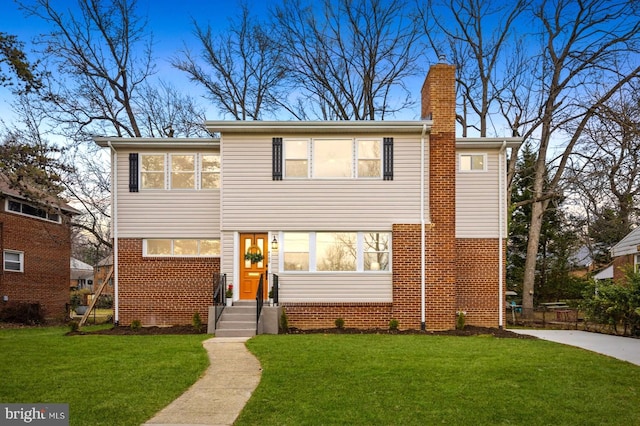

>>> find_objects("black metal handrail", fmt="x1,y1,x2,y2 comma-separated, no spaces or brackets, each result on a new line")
213,272,226,329
256,274,264,334
272,273,279,305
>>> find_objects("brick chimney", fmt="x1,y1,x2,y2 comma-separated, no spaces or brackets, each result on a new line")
424,62,457,330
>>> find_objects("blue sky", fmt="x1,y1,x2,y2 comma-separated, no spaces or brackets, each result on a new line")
0,0,282,122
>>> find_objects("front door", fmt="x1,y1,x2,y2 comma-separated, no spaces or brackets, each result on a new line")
239,233,268,300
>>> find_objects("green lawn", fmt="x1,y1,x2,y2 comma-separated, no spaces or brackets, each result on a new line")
240,334,640,425
0,326,209,426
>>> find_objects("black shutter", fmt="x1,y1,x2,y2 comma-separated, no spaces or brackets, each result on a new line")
273,137,283,180
383,137,393,180
129,153,139,192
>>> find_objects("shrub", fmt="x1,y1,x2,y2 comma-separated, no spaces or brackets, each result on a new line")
0,302,45,325
456,311,466,330
68,320,80,332
130,319,142,331
279,309,289,333
335,318,345,329
192,312,203,331
389,319,399,331
94,295,113,309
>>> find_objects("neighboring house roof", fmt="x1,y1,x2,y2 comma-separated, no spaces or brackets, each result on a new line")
96,254,113,267
0,175,80,215
611,226,640,257
71,258,94,280
594,265,614,280
569,245,593,269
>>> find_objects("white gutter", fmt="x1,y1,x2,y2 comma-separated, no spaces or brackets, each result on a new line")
498,140,507,329
107,141,119,325
421,124,427,331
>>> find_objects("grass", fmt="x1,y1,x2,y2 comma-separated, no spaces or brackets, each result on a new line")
0,326,209,426
240,334,640,425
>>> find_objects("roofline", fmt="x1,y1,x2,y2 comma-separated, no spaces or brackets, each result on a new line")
205,120,434,134
455,137,523,149
93,137,219,149
0,191,81,215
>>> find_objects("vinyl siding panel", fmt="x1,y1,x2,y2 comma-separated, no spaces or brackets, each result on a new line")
220,134,428,231
456,150,501,238
114,149,220,238
277,273,392,302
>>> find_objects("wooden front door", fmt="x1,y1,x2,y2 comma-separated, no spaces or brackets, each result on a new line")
239,233,268,300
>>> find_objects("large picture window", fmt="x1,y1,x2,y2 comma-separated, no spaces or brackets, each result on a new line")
282,231,390,272
313,139,353,178
144,239,220,257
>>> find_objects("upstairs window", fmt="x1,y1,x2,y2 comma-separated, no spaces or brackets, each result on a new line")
459,153,487,172
170,154,196,189
6,199,60,223
141,154,165,189
284,139,309,178
279,138,385,179
201,155,221,189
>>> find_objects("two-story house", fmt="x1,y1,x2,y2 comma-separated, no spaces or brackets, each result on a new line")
95,63,520,331
1,179,78,321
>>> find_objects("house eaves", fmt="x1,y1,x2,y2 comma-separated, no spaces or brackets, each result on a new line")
205,120,434,135
455,137,523,149
93,137,220,149
611,226,640,257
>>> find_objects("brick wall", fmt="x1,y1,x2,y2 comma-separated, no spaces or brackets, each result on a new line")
612,254,636,281
0,209,71,321
117,238,219,326
456,239,503,327
283,303,393,329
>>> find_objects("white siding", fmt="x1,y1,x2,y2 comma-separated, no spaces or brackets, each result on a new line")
611,227,640,257
277,273,392,302
220,134,429,231
456,149,502,238
114,149,220,238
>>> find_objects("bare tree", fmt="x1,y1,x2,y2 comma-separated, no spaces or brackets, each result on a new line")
173,3,285,120
272,0,422,120
514,0,640,315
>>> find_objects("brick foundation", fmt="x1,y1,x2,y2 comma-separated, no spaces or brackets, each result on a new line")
116,239,219,326
283,303,393,329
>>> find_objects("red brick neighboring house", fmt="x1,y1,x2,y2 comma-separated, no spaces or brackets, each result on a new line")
95,63,521,330
0,180,78,321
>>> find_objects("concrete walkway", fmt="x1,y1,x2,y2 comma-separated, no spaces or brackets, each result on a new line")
142,337,261,426
510,329,640,366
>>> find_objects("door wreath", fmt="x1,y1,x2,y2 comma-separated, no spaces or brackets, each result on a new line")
244,244,264,264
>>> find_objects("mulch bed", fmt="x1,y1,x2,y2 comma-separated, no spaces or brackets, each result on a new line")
287,325,535,339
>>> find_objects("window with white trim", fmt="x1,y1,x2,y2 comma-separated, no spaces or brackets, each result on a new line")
6,199,61,223
635,254,640,272
141,154,165,189
144,239,220,257
201,154,221,188
170,154,196,189
282,138,383,179
282,231,391,272
459,153,487,172
4,250,24,272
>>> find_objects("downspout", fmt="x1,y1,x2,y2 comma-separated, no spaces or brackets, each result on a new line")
498,140,507,329
107,141,119,325
421,124,427,331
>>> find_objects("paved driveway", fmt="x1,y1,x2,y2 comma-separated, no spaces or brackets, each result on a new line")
510,329,640,366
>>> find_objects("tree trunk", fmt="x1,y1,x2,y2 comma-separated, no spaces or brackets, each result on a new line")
521,199,544,319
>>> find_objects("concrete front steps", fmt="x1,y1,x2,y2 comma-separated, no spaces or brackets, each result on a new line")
215,300,257,338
